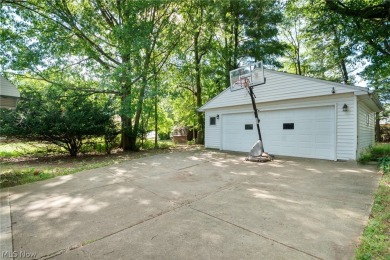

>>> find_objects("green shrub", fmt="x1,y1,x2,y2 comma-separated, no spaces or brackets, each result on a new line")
0,88,116,157
158,133,170,140
136,139,174,150
359,143,390,164
378,156,390,174
158,140,174,149
371,143,390,159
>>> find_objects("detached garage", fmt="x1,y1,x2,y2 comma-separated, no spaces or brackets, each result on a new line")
0,76,20,109
198,70,382,161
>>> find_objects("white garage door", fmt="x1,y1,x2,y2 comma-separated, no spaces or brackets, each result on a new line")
222,106,335,160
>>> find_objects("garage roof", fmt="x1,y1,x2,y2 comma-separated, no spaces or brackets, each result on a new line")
199,70,382,112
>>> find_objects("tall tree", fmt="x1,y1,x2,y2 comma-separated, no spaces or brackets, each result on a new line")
282,1,356,84
279,0,306,75
323,0,390,139
219,0,285,85
1,0,179,151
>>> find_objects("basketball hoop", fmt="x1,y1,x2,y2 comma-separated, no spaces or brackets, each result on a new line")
229,61,265,92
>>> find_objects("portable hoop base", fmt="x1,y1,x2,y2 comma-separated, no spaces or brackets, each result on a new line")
245,140,274,163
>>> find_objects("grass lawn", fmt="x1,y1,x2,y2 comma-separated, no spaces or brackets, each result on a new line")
355,143,390,260
0,140,202,188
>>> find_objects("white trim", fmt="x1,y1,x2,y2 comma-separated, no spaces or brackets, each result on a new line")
218,102,338,116
220,114,224,150
354,95,358,160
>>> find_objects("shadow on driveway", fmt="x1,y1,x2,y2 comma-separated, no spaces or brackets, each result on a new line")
1,150,380,260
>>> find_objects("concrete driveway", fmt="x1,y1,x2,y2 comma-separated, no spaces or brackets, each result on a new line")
0,149,380,260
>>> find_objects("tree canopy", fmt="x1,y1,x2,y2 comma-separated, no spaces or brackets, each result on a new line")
0,0,388,149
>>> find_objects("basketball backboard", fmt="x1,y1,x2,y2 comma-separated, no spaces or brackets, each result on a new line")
230,61,265,91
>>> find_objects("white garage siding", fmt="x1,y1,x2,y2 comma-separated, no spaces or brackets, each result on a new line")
222,113,258,152
204,94,357,160
201,70,360,110
357,101,376,158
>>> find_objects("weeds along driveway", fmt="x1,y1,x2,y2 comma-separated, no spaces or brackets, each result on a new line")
1,150,380,260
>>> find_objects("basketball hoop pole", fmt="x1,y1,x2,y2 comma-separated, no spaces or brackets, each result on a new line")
230,61,273,162
247,85,264,153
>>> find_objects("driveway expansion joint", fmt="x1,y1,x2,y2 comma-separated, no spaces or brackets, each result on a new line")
189,206,324,260
37,203,189,259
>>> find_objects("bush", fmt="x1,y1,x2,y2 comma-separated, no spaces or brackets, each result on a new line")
158,132,170,140
359,143,390,164
137,139,152,149
136,139,173,150
378,156,390,174
0,88,117,157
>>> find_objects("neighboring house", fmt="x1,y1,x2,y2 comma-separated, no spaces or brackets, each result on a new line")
0,76,20,109
198,70,382,161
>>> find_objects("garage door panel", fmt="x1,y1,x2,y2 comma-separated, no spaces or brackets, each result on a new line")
222,106,335,160
222,113,258,152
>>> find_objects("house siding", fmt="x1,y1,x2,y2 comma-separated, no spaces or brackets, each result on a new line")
200,70,362,111
357,100,376,158
204,93,356,160
0,96,18,109
0,76,20,97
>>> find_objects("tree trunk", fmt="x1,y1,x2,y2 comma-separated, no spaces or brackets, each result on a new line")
333,28,349,84
194,31,204,144
130,77,148,151
375,112,381,142
120,84,134,151
232,2,239,66
154,86,158,148
339,59,349,84
67,138,80,157
296,48,302,75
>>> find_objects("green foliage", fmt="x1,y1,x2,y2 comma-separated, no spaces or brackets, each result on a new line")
378,156,389,175
1,0,181,151
355,173,390,259
0,159,119,188
137,140,155,150
158,140,174,149
136,139,174,150
0,88,117,157
359,143,390,166
0,142,65,157
0,168,56,188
